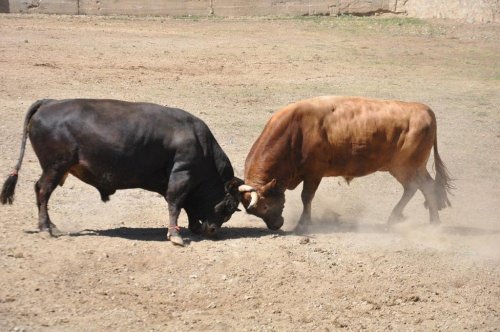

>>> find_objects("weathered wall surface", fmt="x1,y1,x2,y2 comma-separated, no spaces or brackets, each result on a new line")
0,0,10,13
4,0,499,23
80,0,212,16
403,0,498,23
9,0,77,14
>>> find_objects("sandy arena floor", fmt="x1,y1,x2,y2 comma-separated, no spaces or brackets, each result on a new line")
0,14,499,331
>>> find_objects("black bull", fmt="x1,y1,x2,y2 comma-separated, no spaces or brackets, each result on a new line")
0,99,243,246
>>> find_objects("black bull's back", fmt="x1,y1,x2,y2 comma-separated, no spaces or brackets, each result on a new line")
1,99,242,245
31,99,196,194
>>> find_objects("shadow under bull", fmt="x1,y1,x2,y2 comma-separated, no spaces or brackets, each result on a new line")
65,226,281,243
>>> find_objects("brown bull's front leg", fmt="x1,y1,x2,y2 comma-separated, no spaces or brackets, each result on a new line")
294,177,322,234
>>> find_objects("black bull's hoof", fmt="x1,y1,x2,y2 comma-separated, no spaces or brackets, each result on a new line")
39,223,65,237
167,230,185,246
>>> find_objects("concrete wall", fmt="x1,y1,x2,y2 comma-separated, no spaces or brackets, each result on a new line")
403,0,498,23
4,0,499,23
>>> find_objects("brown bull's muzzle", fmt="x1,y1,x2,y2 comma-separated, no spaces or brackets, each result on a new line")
264,216,284,231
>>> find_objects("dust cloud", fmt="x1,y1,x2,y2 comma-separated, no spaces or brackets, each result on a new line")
281,178,500,261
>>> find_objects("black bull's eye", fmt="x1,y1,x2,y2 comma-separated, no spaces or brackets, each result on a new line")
215,194,239,216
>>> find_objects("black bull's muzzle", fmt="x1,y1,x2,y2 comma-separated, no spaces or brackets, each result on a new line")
201,221,220,237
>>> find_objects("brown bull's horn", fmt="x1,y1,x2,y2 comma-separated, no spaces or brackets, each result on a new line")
238,185,258,209
238,185,256,192
248,191,258,209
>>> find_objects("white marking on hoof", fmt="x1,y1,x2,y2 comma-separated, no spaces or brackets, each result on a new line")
168,232,184,246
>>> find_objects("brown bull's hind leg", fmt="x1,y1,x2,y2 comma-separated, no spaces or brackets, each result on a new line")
388,182,418,224
35,167,67,236
418,170,440,224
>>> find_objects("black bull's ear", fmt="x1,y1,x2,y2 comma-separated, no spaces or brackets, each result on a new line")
214,177,244,215
224,177,244,197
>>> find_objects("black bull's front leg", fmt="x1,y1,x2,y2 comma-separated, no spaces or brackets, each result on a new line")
165,168,192,246
188,214,203,235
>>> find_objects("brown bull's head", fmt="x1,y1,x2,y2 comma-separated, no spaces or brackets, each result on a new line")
239,179,285,230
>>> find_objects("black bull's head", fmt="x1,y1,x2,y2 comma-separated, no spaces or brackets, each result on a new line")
195,178,244,237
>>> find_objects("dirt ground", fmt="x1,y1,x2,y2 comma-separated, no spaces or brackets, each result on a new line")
0,14,499,331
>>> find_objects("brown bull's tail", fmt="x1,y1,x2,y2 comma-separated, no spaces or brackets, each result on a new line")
433,134,454,210
1,100,46,204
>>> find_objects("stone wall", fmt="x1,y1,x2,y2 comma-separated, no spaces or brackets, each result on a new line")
4,0,499,23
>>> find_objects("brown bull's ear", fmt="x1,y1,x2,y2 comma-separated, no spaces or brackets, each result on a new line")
261,178,277,196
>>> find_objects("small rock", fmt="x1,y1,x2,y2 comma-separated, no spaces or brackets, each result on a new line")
408,295,420,302
189,274,198,279
299,237,310,245
207,302,217,309
13,252,24,258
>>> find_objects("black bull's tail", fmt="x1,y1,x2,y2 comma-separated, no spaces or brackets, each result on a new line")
1,100,46,204
433,134,454,210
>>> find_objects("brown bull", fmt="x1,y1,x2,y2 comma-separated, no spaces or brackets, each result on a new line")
239,96,453,232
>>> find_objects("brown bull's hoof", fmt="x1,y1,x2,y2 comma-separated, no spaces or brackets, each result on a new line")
430,218,441,226
387,213,405,225
294,223,309,235
167,231,185,246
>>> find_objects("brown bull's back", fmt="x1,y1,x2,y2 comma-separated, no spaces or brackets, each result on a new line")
314,96,435,177
245,96,436,187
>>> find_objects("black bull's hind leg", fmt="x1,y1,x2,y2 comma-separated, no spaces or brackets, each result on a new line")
35,166,68,236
